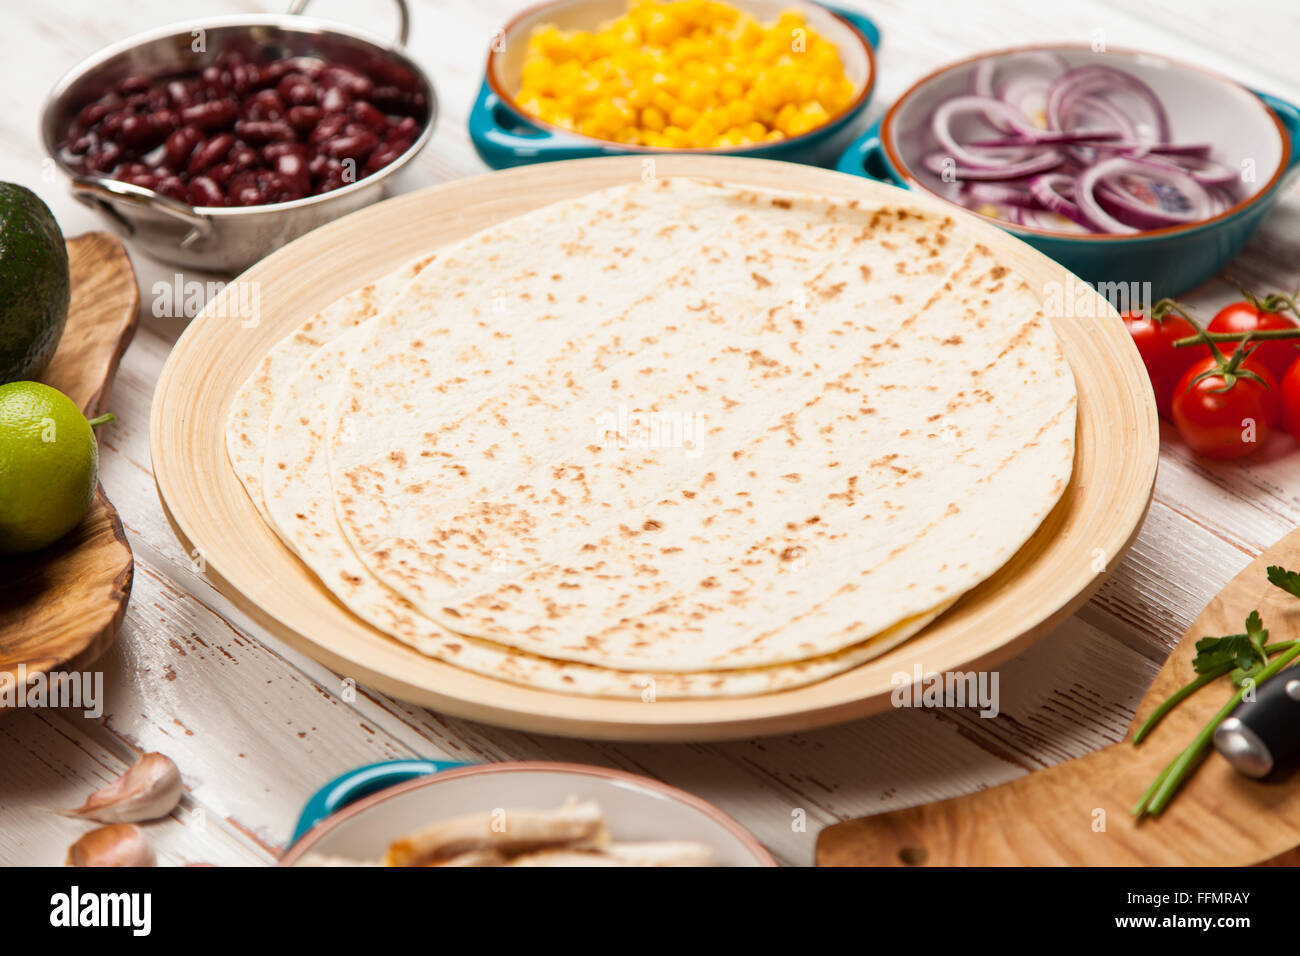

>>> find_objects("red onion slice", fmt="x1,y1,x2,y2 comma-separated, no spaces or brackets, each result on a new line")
1046,66,1171,142
971,52,1068,131
1094,141,1216,159
930,96,1044,166
970,130,1121,147
962,182,1040,207
1076,157,1213,232
1028,173,1098,229
1139,153,1239,187
922,149,1063,181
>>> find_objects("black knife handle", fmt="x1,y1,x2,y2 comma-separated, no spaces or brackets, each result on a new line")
1213,664,1300,778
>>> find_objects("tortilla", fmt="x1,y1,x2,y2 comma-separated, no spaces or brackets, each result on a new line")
224,253,435,523
261,314,952,698
326,178,1076,673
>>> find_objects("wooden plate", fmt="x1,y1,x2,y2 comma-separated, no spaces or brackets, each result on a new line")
150,156,1158,741
1,233,137,701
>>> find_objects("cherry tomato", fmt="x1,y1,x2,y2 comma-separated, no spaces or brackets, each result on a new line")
1208,301,1300,383
1282,359,1300,443
1122,310,1208,420
1171,356,1280,460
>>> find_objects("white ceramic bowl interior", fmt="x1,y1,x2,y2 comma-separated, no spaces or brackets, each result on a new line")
491,0,872,108
887,48,1284,215
287,765,774,866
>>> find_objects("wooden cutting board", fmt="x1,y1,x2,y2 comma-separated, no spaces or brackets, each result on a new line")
0,233,138,699
817,527,1300,866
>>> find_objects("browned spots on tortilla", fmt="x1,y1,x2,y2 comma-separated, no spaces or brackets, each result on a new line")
751,271,772,288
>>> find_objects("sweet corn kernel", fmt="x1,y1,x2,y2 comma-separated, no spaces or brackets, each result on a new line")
515,0,856,149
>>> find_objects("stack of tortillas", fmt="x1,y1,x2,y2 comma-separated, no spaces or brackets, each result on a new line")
225,178,1076,699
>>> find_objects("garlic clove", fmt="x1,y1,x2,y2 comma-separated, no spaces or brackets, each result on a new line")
67,824,156,867
62,752,183,824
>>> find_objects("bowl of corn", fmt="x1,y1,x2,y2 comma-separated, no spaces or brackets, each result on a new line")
470,0,877,168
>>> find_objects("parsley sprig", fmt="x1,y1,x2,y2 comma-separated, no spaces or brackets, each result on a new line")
1132,566,1300,820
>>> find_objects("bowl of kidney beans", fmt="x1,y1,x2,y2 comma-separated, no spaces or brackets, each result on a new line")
41,1,434,272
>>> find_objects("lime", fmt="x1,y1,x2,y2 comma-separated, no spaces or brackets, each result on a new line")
0,381,102,555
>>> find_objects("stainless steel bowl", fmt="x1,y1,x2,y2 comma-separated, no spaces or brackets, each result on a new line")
40,0,435,273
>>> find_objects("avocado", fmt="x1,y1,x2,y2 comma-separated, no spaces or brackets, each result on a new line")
0,183,70,385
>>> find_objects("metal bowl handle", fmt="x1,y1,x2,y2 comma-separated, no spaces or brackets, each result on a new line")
70,175,215,246
287,0,410,48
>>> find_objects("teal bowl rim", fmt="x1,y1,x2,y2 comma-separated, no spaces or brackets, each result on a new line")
874,43,1296,244
480,0,878,157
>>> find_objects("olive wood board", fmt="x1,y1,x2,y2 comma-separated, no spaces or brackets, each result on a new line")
0,232,137,704
149,155,1159,741
817,526,1300,866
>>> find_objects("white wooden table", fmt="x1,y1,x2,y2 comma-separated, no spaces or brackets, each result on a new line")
2,0,1298,867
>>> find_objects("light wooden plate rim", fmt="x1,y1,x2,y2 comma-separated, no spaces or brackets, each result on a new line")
150,155,1158,741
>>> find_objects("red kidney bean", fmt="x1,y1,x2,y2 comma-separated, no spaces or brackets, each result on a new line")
155,175,187,201
228,145,257,170
234,119,296,143
262,140,306,161
187,132,234,176
286,105,323,133
273,151,311,195
308,113,348,145
68,134,95,155
244,89,286,121
286,56,324,77
277,74,318,107
319,85,351,114
323,129,378,162
349,100,388,133
118,113,154,147
165,80,198,108
85,141,122,172
117,74,152,95
207,162,237,186
75,101,113,132
180,99,238,129
150,109,180,138
364,145,403,174
99,109,126,137
115,162,152,185
229,64,253,95
187,175,225,206
163,124,204,169
200,65,228,95
320,64,373,98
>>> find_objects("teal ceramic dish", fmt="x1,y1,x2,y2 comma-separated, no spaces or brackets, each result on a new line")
470,0,878,170
282,759,777,865
836,46,1300,300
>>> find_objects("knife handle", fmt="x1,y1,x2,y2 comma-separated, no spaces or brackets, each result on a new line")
1214,665,1300,778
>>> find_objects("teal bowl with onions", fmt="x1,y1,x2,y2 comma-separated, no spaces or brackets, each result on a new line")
836,46,1300,301
470,0,878,169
